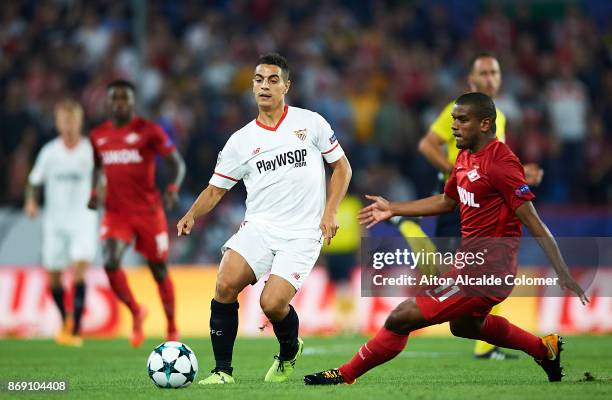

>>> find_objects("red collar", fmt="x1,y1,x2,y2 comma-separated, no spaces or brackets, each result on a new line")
256,105,288,131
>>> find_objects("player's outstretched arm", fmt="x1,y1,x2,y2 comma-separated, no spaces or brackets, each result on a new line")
359,193,456,229
24,183,41,218
321,156,352,245
177,184,228,236
515,201,589,305
162,150,186,210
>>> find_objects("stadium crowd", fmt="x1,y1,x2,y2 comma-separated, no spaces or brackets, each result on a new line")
1,0,611,262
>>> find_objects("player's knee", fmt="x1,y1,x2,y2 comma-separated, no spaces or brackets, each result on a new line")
384,310,410,334
103,257,120,270
384,301,422,334
103,251,121,270
449,320,480,339
215,277,241,302
260,296,288,321
73,261,87,282
148,262,168,282
49,272,62,289
449,322,467,338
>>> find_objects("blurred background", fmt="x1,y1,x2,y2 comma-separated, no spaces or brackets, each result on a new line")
0,0,611,338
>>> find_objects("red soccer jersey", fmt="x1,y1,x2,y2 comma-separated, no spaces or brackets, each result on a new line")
90,117,175,214
444,139,535,238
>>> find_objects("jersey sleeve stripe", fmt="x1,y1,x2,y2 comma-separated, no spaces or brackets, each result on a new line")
214,172,239,182
321,143,339,155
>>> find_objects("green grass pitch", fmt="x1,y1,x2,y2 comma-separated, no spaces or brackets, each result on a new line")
1,335,610,400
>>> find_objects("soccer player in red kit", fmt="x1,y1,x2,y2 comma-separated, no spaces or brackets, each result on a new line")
88,80,186,347
304,92,589,385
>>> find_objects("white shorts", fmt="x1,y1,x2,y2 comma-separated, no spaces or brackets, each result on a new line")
222,221,322,290
42,219,97,270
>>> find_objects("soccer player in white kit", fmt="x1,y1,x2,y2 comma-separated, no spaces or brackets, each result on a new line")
177,53,352,384
24,100,97,347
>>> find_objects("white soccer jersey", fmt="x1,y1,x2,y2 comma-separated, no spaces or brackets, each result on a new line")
210,105,345,240
29,138,96,227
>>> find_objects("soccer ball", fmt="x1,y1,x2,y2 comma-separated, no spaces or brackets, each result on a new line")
147,341,198,388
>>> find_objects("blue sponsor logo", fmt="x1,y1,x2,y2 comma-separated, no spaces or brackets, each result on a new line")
329,133,337,145
514,184,531,197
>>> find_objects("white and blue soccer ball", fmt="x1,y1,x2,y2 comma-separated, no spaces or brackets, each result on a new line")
147,341,198,388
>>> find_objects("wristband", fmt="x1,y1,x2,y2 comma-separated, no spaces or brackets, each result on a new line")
166,183,179,193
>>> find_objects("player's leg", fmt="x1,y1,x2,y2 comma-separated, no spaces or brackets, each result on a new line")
48,269,73,345
450,314,544,356
436,207,514,359
134,208,178,340
52,260,87,348
72,260,87,338
305,282,491,385
199,221,273,384
305,298,427,385
449,314,564,381
147,260,178,340
473,304,517,359
101,211,141,316
49,271,66,325
103,237,147,347
260,275,302,382
69,218,95,342
263,237,320,382
42,228,71,344
198,249,256,384
103,238,139,314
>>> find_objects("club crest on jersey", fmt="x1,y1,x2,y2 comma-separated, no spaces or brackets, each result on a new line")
125,132,141,144
467,169,481,182
294,129,307,141
457,186,480,208
514,184,531,198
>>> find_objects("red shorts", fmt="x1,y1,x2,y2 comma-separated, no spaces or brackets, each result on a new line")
415,294,501,324
101,208,169,262
415,283,504,324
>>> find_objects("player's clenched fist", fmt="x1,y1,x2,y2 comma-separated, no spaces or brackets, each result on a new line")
177,212,195,236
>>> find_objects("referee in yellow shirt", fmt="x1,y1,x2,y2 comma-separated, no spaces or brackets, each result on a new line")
417,52,543,360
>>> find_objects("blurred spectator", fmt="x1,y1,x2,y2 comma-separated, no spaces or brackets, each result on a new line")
546,64,589,200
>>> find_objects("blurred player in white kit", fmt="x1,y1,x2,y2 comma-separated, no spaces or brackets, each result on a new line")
24,100,97,347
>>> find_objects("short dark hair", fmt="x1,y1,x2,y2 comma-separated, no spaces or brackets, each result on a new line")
455,92,497,134
256,53,290,81
107,79,136,93
469,51,498,72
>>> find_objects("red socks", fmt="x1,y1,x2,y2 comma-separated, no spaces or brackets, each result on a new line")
105,268,139,315
338,315,547,383
478,315,547,359
157,276,177,332
339,327,409,382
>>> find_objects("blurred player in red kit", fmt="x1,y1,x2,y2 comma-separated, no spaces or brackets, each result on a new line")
88,80,186,347
305,92,589,385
